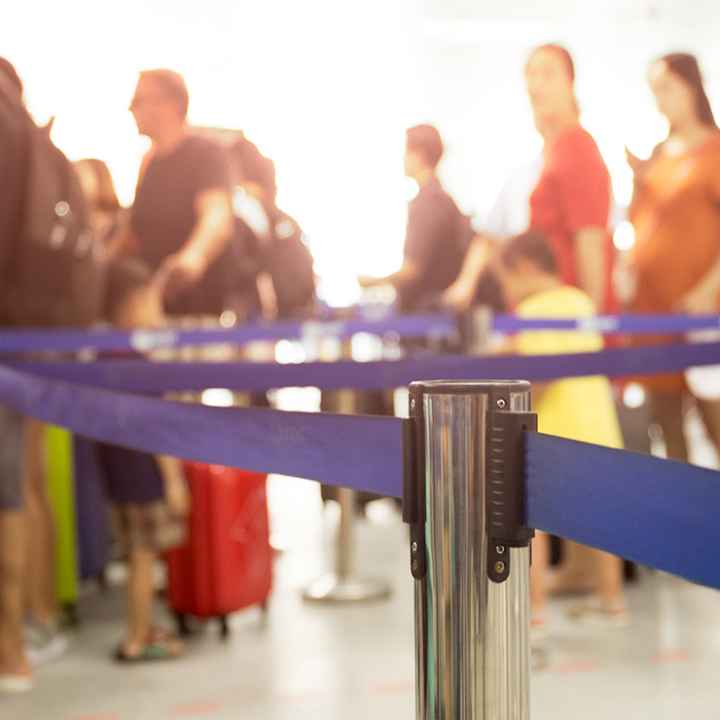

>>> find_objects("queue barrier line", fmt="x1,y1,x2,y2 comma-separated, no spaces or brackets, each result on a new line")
1,361,720,591
1,311,720,354
526,431,720,590
0,313,457,355
0,364,404,499
11,339,720,394
493,312,720,335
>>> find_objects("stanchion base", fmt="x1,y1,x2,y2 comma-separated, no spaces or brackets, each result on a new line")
302,574,392,604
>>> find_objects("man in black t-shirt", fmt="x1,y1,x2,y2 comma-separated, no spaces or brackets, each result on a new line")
110,69,234,315
359,124,469,312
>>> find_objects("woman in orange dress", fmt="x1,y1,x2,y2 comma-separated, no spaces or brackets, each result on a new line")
628,53,720,460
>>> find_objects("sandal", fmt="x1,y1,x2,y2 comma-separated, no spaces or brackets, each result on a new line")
567,600,629,627
114,636,184,663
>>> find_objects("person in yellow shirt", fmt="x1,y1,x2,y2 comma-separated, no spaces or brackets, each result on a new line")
495,230,627,630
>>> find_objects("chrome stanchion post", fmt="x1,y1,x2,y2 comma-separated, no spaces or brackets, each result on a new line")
460,305,494,356
405,380,535,719
303,387,392,604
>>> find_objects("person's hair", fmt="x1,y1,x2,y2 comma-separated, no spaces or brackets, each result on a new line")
138,69,189,119
657,53,717,129
0,56,23,95
75,158,121,213
530,44,575,83
500,231,558,275
406,124,444,169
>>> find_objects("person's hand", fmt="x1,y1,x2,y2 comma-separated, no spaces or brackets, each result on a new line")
625,147,645,175
442,278,476,313
113,277,166,329
613,253,638,306
357,275,379,289
158,247,209,300
678,282,719,315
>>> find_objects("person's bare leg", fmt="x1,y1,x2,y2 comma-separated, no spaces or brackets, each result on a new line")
591,549,625,611
23,421,58,628
124,547,155,655
0,510,30,678
650,390,688,462
547,541,597,596
530,531,549,625
696,397,720,461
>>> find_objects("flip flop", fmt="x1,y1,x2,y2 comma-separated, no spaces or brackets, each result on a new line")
114,638,183,664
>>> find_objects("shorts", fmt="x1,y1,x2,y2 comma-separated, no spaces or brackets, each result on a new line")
95,442,185,553
111,501,185,553
0,404,23,510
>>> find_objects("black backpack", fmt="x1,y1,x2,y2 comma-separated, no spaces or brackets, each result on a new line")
0,77,106,327
263,210,316,318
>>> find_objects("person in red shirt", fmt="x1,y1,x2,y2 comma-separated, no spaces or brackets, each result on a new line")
526,44,615,313
444,44,615,314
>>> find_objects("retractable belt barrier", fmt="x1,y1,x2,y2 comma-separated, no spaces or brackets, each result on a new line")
1,310,719,354
4,314,719,719
0,313,458,354
10,338,720,393
1,347,720,590
0,364,404,498
526,432,720,590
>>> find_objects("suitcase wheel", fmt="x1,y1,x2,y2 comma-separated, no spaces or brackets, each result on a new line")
175,612,192,638
218,615,230,640
61,602,80,628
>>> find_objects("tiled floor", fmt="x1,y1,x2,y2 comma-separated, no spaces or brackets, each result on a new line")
3,476,720,720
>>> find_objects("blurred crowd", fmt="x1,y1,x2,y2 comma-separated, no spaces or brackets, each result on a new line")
0,41,719,692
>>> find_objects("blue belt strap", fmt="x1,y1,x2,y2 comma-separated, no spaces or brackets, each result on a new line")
12,340,720,393
526,432,720,590
0,313,457,354
0,364,404,498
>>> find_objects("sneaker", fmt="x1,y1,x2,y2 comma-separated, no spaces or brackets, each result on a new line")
0,673,33,694
566,601,630,628
25,623,69,668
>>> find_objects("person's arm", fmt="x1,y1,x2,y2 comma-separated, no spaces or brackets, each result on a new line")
160,187,234,295
575,227,607,311
256,271,279,320
678,254,720,314
106,222,137,260
682,164,720,312
358,261,421,291
442,234,495,311
555,133,612,310
358,191,439,299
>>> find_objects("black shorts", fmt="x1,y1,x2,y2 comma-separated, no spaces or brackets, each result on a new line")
0,405,23,510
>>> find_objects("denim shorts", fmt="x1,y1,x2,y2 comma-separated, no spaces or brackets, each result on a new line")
0,404,23,510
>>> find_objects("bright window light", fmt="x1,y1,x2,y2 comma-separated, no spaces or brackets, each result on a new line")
614,221,637,252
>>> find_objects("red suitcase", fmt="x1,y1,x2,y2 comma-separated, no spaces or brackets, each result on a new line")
166,463,272,639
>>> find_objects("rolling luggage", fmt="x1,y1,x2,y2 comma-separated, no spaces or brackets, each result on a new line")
45,425,79,622
166,464,272,639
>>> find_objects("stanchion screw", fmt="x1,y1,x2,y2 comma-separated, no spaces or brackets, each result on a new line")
496,545,505,555
411,541,418,553
496,398,507,409
494,561,506,574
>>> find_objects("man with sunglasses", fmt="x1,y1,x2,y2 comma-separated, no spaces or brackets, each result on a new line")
110,69,234,314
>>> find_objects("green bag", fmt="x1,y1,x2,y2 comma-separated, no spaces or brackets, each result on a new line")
45,425,79,613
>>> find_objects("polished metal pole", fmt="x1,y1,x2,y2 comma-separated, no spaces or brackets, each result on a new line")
409,380,532,719
303,387,391,603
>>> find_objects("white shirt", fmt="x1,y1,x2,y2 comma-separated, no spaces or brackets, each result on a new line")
474,155,543,241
